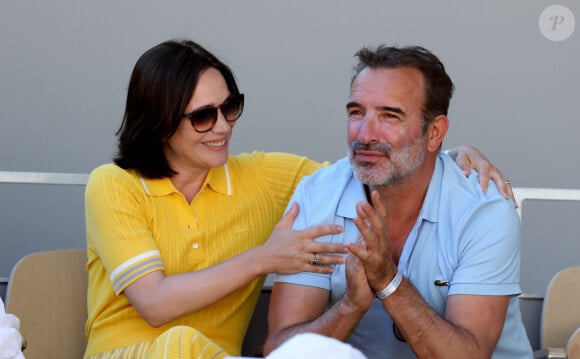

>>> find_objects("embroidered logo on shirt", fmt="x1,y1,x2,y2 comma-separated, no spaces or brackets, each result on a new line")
232,226,249,234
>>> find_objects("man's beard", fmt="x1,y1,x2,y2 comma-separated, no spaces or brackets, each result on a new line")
347,135,427,186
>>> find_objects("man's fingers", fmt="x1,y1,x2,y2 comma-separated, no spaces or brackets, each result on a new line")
369,191,388,229
353,215,374,245
346,240,368,261
354,202,373,232
353,198,386,243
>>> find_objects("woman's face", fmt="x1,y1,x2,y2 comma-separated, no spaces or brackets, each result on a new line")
163,67,236,175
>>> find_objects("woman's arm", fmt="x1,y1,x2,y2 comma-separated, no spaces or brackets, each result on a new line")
123,203,347,327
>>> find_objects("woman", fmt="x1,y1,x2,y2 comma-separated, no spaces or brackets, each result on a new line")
84,39,512,358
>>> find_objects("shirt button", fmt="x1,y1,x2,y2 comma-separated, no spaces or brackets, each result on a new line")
192,242,199,249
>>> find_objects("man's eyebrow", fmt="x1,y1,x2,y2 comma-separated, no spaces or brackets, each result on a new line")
379,106,405,115
346,102,405,116
346,101,360,109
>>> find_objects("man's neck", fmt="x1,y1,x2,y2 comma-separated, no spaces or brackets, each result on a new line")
367,156,436,261
370,158,435,218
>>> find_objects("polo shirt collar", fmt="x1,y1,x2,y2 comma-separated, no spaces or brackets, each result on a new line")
139,163,233,197
336,175,366,219
206,163,233,195
419,155,443,223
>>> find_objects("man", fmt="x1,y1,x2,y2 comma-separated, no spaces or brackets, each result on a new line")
264,45,532,358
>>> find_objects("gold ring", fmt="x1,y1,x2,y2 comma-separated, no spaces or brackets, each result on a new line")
310,253,319,265
504,180,511,185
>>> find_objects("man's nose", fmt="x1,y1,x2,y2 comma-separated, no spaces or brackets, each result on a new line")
356,115,379,143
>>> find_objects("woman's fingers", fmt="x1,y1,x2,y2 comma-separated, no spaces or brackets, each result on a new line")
490,170,517,206
296,223,347,257
307,252,345,266
269,208,350,274
299,223,344,239
452,145,517,206
275,202,300,229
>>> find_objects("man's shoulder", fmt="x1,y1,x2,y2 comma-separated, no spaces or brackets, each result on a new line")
300,157,352,187
439,153,504,202
290,157,357,220
437,154,518,224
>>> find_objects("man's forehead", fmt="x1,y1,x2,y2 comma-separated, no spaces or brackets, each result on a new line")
352,66,423,87
349,67,424,105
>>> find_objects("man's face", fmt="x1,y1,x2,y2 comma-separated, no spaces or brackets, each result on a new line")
346,67,428,186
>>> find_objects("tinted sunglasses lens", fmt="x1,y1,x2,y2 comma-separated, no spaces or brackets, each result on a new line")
189,108,218,132
222,95,244,122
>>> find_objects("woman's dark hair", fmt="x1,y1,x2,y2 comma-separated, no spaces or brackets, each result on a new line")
114,39,240,178
352,45,454,132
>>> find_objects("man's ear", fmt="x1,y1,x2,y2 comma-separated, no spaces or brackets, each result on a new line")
426,115,449,152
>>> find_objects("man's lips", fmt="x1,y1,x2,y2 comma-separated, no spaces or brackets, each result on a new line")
354,150,385,162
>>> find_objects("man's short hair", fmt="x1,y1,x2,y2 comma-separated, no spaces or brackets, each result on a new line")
352,45,454,129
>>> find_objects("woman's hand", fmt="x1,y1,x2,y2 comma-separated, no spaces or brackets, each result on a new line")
448,145,516,207
259,202,348,275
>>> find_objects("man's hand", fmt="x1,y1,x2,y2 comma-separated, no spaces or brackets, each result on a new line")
347,191,398,292
343,249,374,313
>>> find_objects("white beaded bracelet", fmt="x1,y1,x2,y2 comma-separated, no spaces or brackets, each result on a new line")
375,272,403,300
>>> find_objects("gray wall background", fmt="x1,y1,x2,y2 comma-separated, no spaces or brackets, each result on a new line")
1,0,579,348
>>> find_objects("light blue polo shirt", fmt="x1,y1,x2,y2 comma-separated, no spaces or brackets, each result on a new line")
275,153,532,359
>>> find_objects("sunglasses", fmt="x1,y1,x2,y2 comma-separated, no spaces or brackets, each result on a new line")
183,93,244,133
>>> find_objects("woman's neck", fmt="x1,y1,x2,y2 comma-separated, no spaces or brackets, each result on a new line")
170,168,209,203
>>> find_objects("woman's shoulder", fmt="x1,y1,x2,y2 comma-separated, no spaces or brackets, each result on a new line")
230,151,308,163
89,163,127,177
87,163,140,186
229,151,320,170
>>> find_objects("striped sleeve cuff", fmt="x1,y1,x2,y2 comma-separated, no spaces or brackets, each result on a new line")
109,250,164,295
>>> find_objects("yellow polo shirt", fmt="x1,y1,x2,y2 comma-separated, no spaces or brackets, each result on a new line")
84,151,324,357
